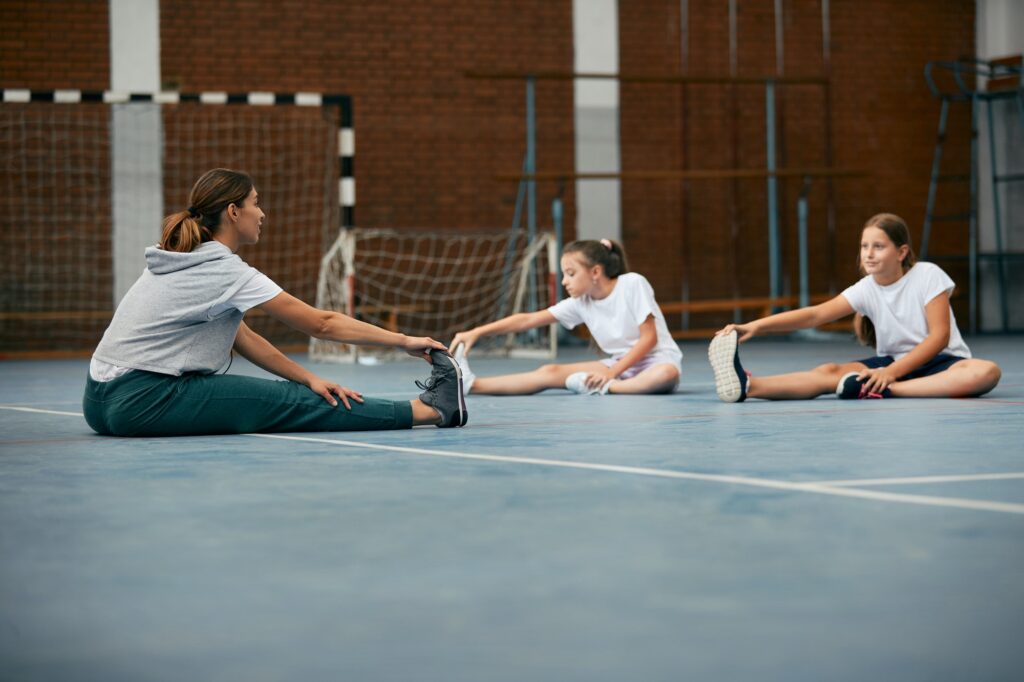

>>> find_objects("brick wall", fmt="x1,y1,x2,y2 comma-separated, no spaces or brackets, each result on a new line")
1,0,977,350
0,0,110,89
619,0,975,328
160,0,576,235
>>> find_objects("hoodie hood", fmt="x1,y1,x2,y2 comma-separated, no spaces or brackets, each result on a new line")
145,241,234,275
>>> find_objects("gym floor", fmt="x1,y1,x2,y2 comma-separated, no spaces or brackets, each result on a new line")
1,336,1022,681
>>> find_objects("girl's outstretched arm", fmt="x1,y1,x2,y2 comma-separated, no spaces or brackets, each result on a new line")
715,295,855,341
857,292,952,395
258,291,446,361
451,310,557,356
233,321,363,408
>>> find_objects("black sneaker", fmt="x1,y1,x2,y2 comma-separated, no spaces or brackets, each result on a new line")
416,349,468,427
708,330,748,402
836,371,893,399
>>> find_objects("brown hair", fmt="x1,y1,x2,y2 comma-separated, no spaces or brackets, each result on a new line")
159,169,254,252
855,213,917,347
563,239,629,279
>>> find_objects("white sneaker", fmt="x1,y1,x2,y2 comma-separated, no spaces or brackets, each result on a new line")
708,331,748,403
453,345,476,394
565,371,612,395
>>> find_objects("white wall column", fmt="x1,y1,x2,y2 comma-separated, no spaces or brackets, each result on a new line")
573,0,620,243
110,0,162,305
976,0,1024,330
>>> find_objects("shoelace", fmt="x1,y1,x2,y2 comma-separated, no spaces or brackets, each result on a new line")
415,378,437,392
858,384,885,399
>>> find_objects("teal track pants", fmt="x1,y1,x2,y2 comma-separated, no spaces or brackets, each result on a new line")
83,370,414,437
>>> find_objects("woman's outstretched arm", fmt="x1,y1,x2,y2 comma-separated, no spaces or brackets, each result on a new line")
258,291,445,360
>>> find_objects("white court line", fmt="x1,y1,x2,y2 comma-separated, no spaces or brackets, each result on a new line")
250,434,1024,515
0,405,85,417
814,472,1024,487
3,405,1022,515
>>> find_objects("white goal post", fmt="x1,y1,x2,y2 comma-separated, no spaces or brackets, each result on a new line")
309,228,560,363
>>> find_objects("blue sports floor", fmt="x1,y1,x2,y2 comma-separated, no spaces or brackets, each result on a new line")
1,336,1023,681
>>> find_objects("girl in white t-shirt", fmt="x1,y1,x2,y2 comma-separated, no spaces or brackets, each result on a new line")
708,213,1001,402
450,239,682,395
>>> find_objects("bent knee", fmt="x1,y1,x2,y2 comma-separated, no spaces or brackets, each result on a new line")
976,360,1001,390
652,364,681,384
813,362,843,377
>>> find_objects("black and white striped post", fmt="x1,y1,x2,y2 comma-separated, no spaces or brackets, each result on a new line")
1,88,356,228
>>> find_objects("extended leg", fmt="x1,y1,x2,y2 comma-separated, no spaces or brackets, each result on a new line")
747,362,869,400
469,361,607,395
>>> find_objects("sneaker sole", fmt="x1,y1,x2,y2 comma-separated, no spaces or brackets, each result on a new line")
436,352,468,427
708,332,744,403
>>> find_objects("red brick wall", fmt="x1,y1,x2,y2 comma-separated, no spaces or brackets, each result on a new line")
619,0,975,327
0,0,110,89
1,0,977,350
160,0,576,235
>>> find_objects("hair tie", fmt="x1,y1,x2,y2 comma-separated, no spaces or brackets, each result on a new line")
187,206,199,218
600,238,612,250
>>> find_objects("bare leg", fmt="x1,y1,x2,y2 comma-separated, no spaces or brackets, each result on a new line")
607,363,680,395
747,362,869,400
889,359,1001,398
470,361,607,395
411,399,441,425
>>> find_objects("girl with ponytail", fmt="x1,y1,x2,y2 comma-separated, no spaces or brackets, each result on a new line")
450,238,682,396
708,213,1001,402
84,169,467,436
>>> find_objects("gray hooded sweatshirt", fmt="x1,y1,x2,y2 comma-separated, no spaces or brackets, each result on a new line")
93,241,260,376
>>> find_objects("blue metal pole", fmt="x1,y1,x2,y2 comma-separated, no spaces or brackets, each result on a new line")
765,81,780,303
798,177,811,309
552,196,564,302
921,98,950,259
969,95,978,333
526,76,537,244
525,76,538,315
984,96,1009,331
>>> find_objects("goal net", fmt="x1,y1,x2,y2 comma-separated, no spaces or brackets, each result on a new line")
309,228,559,363
0,96,342,355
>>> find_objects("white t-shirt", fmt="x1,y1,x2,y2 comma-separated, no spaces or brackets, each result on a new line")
840,261,971,360
547,272,682,367
90,271,283,381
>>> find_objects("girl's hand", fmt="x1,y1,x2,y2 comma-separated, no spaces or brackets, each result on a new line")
400,335,447,362
450,330,481,357
715,322,757,342
858,366,899,395
585,367,618,391
307,376,364,409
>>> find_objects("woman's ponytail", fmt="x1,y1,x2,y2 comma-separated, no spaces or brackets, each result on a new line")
159,211,213,252
157,169,253,252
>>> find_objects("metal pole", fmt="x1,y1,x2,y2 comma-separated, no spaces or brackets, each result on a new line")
525,76,538,314
552,194,564,302
921,98,949,259
526,76,537,244
798,177,812,309
969,96,979,334
984,96,1009,332
765,81,781,303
